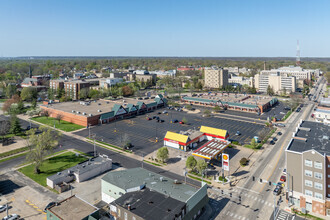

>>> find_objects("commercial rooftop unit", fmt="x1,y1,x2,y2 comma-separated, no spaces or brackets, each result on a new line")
40,94,167,126
46,195,99,220
192,139,231,160
181,93,278,113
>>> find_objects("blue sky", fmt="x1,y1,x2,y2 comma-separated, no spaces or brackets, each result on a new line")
0,0,329,57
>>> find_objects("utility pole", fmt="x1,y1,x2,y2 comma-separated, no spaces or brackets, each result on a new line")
142,153,144,168
287,172,291,206
88,124,91,140
92,134,96,157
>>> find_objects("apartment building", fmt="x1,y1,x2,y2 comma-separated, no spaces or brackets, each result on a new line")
204,68,228,89
255,72,296,94
64,80,90,100
260,66,313,80
285,121,330,216
49,79,65,92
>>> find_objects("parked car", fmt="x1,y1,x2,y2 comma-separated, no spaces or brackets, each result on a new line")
157,112,162,114
280,175,286,182
282,168,287,175
235,131,241,136
44,202,57,212
0,204,8,213
296,108,301,112
171,119,178,123
276,123,285,127
2,214,20,220
160,119,165,123
147,117,152,121
179,121,184,124
163,110,168,114
273,186,281,196
277,132,282,136
273,137,278,141
152,116,157,119
284,107,291,110
270,140,275,145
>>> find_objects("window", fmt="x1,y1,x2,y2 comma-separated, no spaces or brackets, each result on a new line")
315,192,323,199
328,174,330,178
305,170,312,177
305,190,313,197
328,164,330,168
305,160,312,167
328,185,330,188
315,182,323,190
315,162,322,169
315,172,323,180
305,180,313,187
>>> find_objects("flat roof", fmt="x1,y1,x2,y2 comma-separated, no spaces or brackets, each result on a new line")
48,155,111,181
48,195,97,220
43,100,118,116
287,121,330,155
192,139,231,160
114,188,185,220
102,168,198,202
183,93,275,107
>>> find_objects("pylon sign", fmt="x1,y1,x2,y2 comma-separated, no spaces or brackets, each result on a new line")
222,153,229,171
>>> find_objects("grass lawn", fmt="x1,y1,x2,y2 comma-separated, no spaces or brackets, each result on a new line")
0,99,7,103
18,152,87,187
31,116,85,132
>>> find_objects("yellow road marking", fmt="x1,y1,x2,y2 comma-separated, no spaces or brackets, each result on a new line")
33,206,38,208
26,200,30,203
37,209,43,212
29,203,34,206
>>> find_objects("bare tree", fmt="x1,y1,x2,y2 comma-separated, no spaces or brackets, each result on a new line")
0,120,10,141
42,109,49,119
56,113,63,124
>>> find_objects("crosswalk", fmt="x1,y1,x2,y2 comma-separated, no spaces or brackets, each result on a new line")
223,210,249,220
276,210,290,220
208,188,275,208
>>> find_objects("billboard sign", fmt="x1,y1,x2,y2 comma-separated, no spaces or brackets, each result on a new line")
222,153,229,171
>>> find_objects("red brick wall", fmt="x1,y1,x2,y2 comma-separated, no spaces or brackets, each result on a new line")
40,106,90,126
312,200,325,216
300,196,306,208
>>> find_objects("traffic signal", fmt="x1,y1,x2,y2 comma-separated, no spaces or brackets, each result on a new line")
259,178,262,183
252,176,255,181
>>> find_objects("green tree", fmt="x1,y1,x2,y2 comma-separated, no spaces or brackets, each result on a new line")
203,109,211,117
157,147,169,163
196,159,207,175
31,99,37,109
0,120,10,141
21,87,37,101
56,88,65,99
88,89,100,99
10,114,22,135
17,101,24,113
5,84,17,98
213,106,221,112
79,88,89,99
251,138,257,148
26,127,61,174
186,156,197,171
182,117,188,124
266,85,274,96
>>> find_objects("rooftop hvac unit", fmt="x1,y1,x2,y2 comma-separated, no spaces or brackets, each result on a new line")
98,103,101,105
160,177,164,182
82,112,86,115
97,110,102,112
77,111,80,114
89,114,93,116
72,110,75,113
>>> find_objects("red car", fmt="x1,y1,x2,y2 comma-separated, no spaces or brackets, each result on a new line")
146,117,152,120
179,121,184,124
280,175,286,182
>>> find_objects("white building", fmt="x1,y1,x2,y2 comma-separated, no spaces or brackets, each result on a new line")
133,70,149,75
260,66,314,80
255,72,296,94
149,70,176,77
228,76,254,87
313,107,330,125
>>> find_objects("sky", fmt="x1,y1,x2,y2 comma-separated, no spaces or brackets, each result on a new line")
0,0,329,57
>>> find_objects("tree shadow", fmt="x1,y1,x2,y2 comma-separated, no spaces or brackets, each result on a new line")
0,179,22,195
167,157,181,164
232,170,249,177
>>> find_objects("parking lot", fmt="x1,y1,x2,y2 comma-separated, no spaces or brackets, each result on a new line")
75,108,269,156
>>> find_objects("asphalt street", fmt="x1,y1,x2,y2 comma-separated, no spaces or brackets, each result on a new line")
74,109,268,155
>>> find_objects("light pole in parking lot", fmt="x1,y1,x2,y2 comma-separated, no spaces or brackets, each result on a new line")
88,123,91,140
92,133,96,157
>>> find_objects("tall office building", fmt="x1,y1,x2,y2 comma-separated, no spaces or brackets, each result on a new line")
254,72,296,94
204,68,228,89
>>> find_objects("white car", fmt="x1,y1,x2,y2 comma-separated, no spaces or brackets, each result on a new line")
2,214,20,220
0,204,7,212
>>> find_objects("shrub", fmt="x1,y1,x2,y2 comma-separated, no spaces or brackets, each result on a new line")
239,157,249,166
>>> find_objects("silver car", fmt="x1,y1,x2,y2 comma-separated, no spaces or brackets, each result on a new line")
2,214,20,220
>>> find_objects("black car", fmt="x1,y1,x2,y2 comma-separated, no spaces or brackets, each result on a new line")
270,140,275,145
273,186,281,196
160,119,165,123
44,202,57,212
158,112,162,114
152,116,157,119
273,137,278,141
277,132,282,135
171,119,178,123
